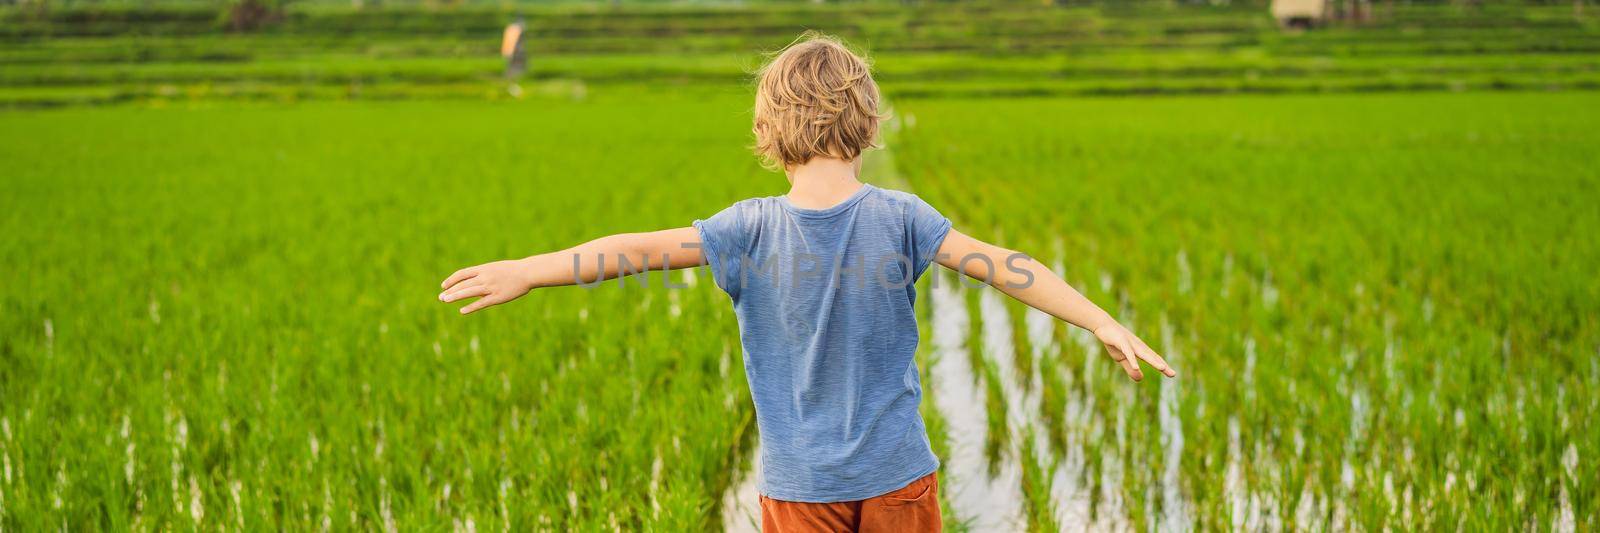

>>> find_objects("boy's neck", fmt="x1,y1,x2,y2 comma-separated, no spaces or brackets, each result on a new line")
785,157,865,210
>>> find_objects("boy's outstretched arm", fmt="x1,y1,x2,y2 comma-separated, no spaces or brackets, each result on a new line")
935,229,1175,382
439,227,703,314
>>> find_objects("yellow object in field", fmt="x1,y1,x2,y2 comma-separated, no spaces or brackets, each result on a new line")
501,23,524,58
1272,0,1327,28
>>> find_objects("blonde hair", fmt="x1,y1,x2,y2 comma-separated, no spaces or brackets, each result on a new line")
752,32,885,170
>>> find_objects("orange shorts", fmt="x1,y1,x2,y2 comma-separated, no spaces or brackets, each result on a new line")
759,472,941,533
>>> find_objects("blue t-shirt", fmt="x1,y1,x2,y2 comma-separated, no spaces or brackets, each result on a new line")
693,183,952,502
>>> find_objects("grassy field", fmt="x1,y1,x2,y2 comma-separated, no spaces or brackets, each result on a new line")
896,91,1599,530
3,1,1599,531
0,94,774,530
4,90,1594,532
3,2,1599,106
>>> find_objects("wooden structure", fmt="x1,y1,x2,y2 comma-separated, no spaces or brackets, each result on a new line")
1272,0,1329,29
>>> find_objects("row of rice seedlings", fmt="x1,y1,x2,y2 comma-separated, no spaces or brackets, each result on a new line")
894,92,1598,529
0,97,771,529
927,273,1025,531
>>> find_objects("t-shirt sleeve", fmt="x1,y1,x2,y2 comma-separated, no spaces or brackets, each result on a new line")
906,195,953,282
693,200,755,298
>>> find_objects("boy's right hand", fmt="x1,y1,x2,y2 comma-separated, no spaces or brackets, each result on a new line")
439,259,536,315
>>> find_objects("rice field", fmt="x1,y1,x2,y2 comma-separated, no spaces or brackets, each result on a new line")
5,81,1598,533
3,2,1599,531
893,92,1600,531
5,2,1600,108
0,95,772,530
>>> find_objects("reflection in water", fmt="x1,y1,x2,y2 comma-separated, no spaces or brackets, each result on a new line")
719,443,762,533
1158,321,1190,532
930,274,1025,530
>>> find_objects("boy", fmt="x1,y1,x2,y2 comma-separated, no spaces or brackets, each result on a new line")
439,33,1173,533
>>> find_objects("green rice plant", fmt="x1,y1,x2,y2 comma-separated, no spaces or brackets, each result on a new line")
0,95,775,529
1018,426,1059,533
896,91,1599,529
913,275,967,533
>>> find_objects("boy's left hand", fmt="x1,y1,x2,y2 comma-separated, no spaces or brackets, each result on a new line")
439,259,536,315
1092,323,1176,382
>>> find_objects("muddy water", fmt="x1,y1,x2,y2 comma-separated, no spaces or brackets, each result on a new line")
980,289,1092,530
1157,323,1191,532
1022,302,1095,530
719,443,762,533
930,275,1026,530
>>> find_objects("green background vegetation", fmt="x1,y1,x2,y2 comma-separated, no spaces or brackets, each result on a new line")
1,0,1595,530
